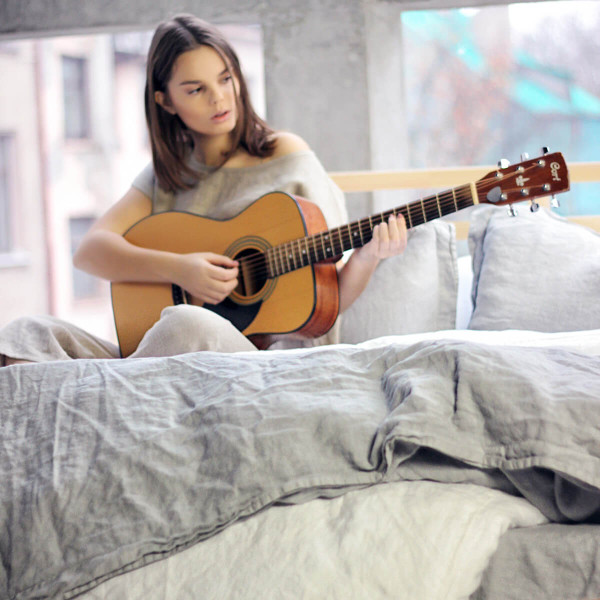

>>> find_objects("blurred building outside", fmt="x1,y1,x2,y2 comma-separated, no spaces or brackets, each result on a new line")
0,2,599,342
0,25,264,341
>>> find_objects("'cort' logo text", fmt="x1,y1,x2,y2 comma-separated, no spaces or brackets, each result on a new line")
550,161,562,182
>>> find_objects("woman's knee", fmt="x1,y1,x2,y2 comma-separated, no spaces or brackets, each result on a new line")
143,305,257,354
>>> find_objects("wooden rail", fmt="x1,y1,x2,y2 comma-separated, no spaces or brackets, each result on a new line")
329,161,600,237
329,161,600,192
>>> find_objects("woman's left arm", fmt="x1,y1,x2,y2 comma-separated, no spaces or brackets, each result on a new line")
337,213,407,313
269,131,408,313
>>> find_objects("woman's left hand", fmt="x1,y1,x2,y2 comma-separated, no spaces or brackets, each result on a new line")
355,213,408,262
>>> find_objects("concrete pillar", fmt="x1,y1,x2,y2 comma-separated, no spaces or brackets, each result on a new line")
364,1,411,213
261,0,373,217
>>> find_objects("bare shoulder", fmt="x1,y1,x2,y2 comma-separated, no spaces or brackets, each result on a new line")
270,131,311,157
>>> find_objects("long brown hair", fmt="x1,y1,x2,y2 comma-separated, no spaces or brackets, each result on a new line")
145,14,276,192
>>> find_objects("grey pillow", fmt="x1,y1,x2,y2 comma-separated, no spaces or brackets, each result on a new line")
339,220,458,344
468,205,600,332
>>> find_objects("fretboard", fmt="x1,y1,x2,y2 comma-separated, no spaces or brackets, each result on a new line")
265,182,476,278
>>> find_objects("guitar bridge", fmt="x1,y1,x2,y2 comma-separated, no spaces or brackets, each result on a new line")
171,284,186,305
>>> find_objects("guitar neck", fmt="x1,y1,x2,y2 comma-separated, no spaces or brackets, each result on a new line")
266,182,477,277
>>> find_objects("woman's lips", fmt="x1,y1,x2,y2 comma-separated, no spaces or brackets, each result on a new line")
211,110,231,122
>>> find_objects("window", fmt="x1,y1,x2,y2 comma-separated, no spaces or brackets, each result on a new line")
62,55,90,139
0,134,15,254
401,1,600,216
70,217,100,298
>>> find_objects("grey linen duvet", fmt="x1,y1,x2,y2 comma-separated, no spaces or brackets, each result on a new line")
1,340,599,599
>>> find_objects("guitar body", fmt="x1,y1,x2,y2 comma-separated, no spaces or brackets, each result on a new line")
111,192,340,357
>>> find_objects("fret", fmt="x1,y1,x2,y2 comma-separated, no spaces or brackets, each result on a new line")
451,187,458,213
453,184,470,213
310,235,319,263
435,193,442,217
420,199,427,223
303,236,311,266
424,196,441,222
411,202,423,226
293,242,300,269
347,223,354,249
319,232,326,260
270,247,277,277
351,223,362,247
323,233,333,258
405,203,414,228
288,242,297,271
277,244,285,275
354,221,365,248
281,243,289,272
296,238,305,267
337,227,344,255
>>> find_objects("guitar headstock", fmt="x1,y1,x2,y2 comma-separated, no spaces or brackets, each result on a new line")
477,150,569,210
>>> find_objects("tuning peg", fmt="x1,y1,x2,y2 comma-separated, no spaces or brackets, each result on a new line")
550,195,560,208
530,200,540,212
497,158,511,169
520,152,529,161
541,146,550,155
507,204,518,217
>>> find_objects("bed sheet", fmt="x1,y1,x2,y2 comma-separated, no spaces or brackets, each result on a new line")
81,481,545,600
2,328,599,600
79,328,600,600
472,522,600,600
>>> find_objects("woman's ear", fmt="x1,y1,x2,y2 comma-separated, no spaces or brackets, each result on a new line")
155,91,176,115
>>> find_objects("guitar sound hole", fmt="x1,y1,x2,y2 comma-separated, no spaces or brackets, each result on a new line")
235,249,267,298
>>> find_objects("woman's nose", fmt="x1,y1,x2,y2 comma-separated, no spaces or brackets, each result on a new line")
210,87,224,104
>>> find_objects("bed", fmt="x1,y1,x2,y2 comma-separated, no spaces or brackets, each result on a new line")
2,202,600,600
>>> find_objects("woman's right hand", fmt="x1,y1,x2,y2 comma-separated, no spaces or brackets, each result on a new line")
173,252,239,305
74,186,240,306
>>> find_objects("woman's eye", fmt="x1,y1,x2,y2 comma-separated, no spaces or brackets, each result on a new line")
189,86,204,95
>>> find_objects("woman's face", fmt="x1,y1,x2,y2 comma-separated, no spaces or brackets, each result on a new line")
157,45,239,139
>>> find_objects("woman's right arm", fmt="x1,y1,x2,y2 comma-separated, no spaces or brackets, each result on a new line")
73,187,240,304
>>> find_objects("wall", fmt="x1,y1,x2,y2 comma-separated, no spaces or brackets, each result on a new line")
0,42,48,322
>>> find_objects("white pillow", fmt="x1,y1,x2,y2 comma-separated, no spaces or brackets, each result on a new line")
468,205,600,332
456,255,474,330
340,220,458,344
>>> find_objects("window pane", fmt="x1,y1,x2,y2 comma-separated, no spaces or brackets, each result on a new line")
401,1,600,215
62,55,89,139
0,135,14,253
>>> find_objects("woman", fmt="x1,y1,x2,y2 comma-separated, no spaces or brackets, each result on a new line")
0,14,406,365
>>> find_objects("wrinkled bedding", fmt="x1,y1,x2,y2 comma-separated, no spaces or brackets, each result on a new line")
472,522,600,600
85,481,547,600
1,331,600,599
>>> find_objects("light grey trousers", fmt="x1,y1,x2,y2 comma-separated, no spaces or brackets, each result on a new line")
0,305,258,363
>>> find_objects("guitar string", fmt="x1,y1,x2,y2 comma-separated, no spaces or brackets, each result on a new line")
231,164,547,281
235,181,528,281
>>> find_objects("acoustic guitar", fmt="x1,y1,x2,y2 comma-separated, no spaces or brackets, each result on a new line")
112,151,569,356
